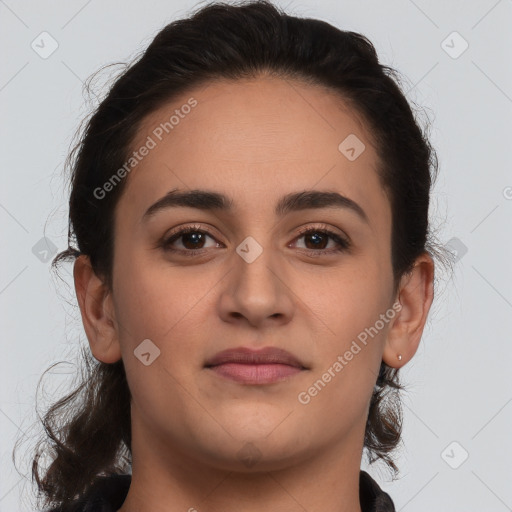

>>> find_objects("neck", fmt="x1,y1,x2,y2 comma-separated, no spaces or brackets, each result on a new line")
118,416,365,512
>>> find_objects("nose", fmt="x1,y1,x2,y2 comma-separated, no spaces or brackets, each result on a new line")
217,244,295,329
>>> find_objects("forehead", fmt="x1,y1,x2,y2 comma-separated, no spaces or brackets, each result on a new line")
116,76,390,227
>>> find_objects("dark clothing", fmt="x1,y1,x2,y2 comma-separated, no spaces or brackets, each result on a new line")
359,470,396,512
48,470,395,512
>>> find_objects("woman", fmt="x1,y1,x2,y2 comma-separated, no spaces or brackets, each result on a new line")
31,1,443,510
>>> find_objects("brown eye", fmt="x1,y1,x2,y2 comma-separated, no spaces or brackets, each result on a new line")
292,227,351,255
161,225,221,255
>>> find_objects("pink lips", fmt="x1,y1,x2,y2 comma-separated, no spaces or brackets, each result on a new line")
205,346,307,385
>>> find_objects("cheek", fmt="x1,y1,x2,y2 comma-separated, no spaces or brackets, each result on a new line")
113,251,196,339
312,260,389,334
112,259,209,419
112,255,213,374
305,260,391,393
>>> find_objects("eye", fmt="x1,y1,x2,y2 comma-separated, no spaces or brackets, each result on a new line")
160,225,221,256
291,225,351,255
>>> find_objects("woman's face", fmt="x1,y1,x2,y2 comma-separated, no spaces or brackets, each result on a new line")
108,76,398,471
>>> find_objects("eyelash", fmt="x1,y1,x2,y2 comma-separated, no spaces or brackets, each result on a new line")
159,224,351,257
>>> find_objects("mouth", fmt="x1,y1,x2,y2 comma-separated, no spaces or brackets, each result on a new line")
204,346,308,385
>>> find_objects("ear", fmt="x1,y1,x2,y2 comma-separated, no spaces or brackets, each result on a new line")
73,254,122,364
383,252,435,368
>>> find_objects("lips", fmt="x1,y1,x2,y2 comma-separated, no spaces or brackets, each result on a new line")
204,346,306,369
204,347,307,385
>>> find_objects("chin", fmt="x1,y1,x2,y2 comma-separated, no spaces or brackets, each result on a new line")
199,443,310,473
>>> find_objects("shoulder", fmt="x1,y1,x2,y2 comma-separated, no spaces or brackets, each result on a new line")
359,470,396,512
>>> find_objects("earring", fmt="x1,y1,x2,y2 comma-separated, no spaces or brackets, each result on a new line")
397,354,402,361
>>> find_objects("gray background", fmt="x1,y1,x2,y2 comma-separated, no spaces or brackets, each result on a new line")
1,0,511,511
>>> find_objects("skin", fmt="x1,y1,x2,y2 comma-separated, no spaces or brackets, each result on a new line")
74,75,434,512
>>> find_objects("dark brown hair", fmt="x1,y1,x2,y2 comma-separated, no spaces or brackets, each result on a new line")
19,1,447,510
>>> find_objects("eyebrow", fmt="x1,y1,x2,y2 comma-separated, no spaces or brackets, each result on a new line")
142,188,369,224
